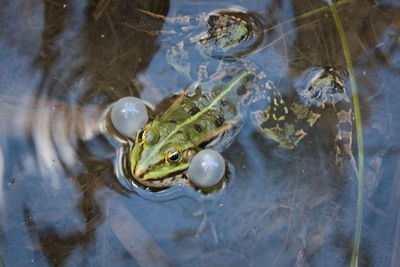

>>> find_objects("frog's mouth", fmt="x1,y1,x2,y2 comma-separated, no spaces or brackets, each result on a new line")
134,172,189,188
130,162,190,189
133,162,189,181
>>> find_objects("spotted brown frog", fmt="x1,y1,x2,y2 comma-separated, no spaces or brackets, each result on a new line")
252,67,356,175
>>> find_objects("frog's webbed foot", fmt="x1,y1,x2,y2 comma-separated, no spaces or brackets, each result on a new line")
166,42,191,79
193,208,218,243
197,62,210,82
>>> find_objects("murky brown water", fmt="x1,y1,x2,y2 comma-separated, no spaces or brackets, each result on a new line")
1,0,400,266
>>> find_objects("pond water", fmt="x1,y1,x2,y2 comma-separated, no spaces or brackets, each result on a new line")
1,0,400,266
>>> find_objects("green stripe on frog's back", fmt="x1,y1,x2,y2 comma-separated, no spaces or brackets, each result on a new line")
147,71,250,159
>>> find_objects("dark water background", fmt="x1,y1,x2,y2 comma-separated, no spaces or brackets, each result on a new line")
1,0,400,266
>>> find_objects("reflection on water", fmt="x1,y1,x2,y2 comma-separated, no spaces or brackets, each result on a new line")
1,0,400,265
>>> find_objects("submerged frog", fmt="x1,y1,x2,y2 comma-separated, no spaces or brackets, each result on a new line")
136,8,265,79
168,10,263,59
252,67,357,175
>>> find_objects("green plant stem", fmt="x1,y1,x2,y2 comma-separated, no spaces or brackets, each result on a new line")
265,0,355,32
297,0,354,19
327,1,365,267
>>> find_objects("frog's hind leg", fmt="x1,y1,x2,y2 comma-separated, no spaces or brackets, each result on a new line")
137,8,203,25
126,8,198,37
251,88,302,149
334,100,358,178
137,8,170,21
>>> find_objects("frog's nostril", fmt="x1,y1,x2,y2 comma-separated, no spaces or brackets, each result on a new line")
134,164,146,177
134,168,144,179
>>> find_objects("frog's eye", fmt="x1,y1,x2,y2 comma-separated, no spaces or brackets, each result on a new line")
167,150,181,163
207,15,220,27
312,90,322,99
137,129,147,143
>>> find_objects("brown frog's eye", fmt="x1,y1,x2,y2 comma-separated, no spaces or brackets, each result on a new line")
167,150,181,163
137,129,147,143
207,15,220,27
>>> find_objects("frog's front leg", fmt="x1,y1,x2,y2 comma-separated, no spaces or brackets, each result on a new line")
166,41,191,79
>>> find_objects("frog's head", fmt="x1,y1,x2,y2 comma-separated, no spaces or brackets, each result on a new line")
301,67,347,106
202,13,249,51
129,122,196,185
197,10,264,58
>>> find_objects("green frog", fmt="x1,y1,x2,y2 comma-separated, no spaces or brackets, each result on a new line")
130,62,268,188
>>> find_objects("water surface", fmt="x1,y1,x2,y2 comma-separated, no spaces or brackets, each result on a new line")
1,0,400,266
